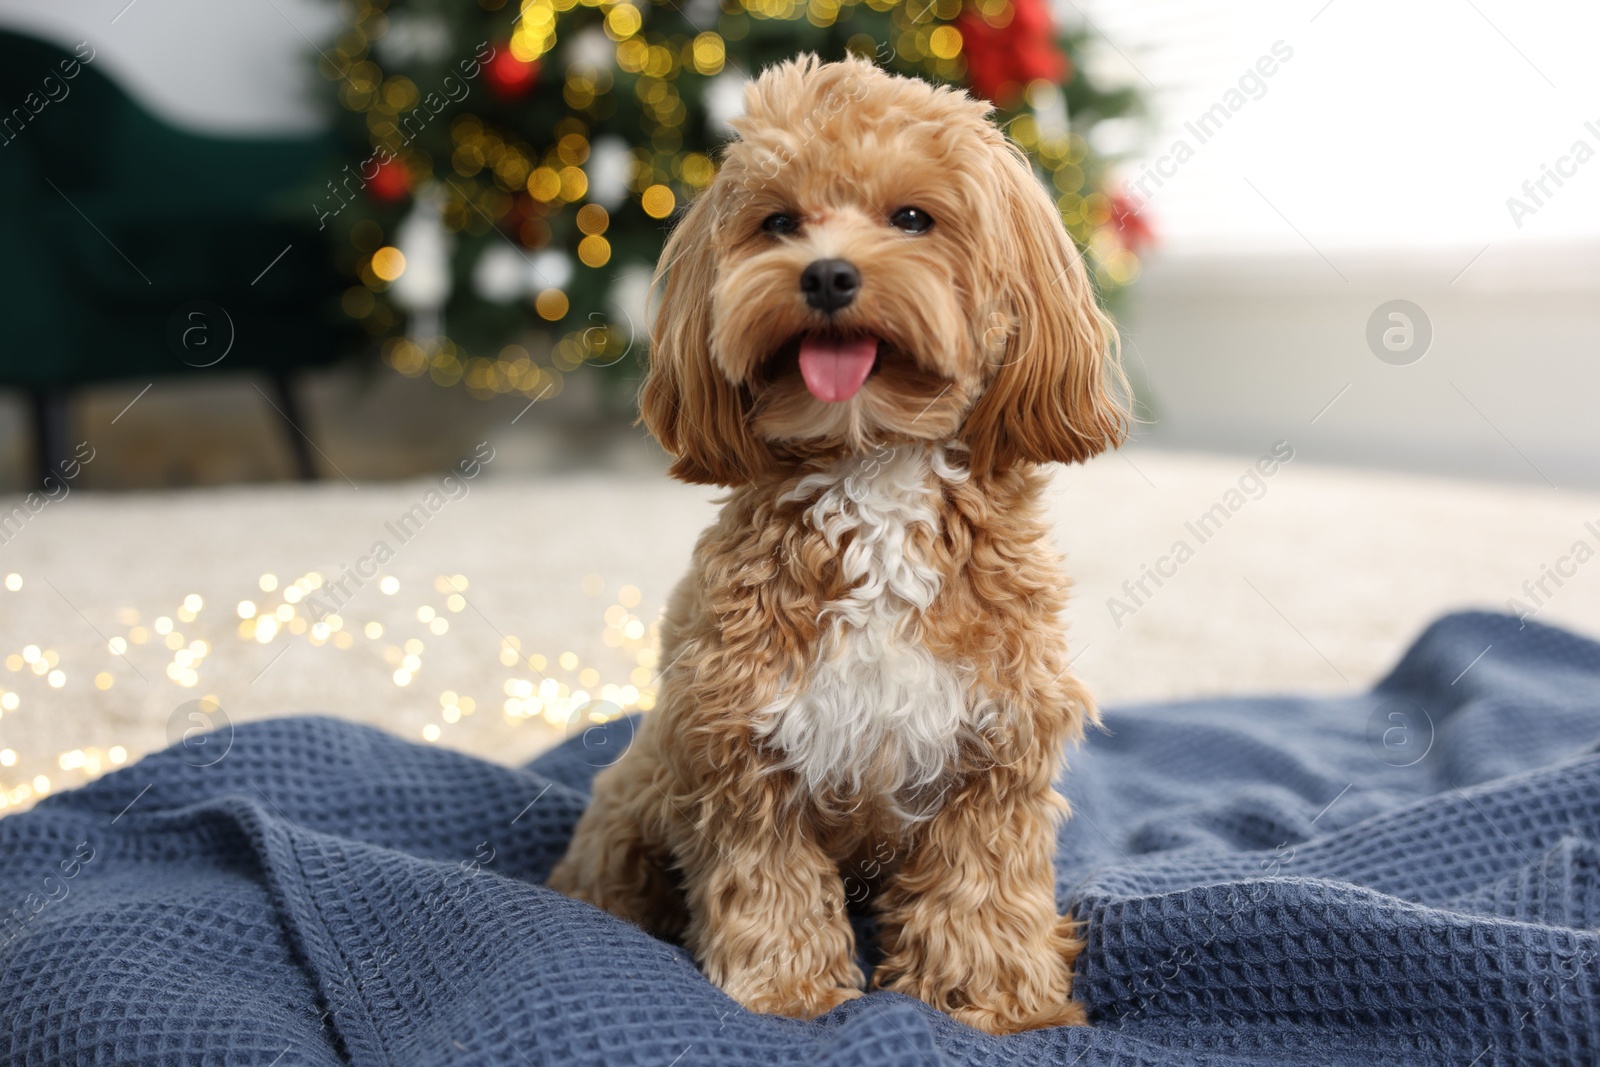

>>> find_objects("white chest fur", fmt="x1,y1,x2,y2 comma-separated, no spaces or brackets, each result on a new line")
754,445,986,807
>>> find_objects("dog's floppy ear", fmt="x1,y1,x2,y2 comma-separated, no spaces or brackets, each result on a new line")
959,142,1128,474
639,189,770,486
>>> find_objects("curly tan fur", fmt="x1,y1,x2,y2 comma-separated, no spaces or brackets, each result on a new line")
548,55,1125,1034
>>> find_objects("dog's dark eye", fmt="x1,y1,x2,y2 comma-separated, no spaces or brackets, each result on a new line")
761,213,799,236
889,207,933,234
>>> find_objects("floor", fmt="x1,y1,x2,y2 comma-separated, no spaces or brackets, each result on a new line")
3,422,1597,815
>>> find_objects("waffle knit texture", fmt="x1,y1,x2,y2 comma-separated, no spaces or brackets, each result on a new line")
2,611,1598,1065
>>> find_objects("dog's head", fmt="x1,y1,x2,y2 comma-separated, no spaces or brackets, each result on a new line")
640,55,1127,485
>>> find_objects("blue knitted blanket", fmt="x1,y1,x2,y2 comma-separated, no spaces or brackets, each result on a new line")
3,611,1598,1066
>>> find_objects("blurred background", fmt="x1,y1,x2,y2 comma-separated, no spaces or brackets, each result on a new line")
0,0,1595,812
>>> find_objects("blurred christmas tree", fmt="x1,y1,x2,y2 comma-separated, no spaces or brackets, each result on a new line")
315,0,1146,404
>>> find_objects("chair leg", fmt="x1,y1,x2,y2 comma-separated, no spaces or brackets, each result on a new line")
29,389,71,490
267,372,317,481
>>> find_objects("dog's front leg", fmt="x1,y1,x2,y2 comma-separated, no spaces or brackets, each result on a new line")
871,761,1087,1034
674,804,864,1021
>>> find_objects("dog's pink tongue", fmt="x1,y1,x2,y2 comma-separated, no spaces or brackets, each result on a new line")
798,336,878,402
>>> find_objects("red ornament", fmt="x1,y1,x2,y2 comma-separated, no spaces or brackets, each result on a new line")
367,158,411,203
485,47,539,100
1109,190,1155,253
506,195,553,248
957,0,1069,108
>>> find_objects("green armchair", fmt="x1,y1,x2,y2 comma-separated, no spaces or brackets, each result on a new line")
0,28,355,485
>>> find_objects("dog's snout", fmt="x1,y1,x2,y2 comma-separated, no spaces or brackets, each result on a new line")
800,258,860,312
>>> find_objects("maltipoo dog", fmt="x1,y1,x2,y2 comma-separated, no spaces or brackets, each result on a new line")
549,54,1126,1034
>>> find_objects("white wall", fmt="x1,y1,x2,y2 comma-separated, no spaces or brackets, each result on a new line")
1074,0,1600,250
1123,243,1600,488
0,0,336,133
1074,0,1600,487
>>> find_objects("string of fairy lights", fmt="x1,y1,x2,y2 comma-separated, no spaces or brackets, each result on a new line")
0,568,656,813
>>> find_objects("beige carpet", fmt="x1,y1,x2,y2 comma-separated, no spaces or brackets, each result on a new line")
2,445,1597,814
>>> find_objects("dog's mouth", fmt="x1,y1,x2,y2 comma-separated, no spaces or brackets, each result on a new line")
786,332,883,403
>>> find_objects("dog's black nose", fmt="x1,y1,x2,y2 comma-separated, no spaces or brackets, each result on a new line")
800,258,860,312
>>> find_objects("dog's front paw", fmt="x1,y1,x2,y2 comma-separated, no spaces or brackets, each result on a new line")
874,967,1088,1034
947,998,1088,1034
735,980,863,1021
873,914,1088,1036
